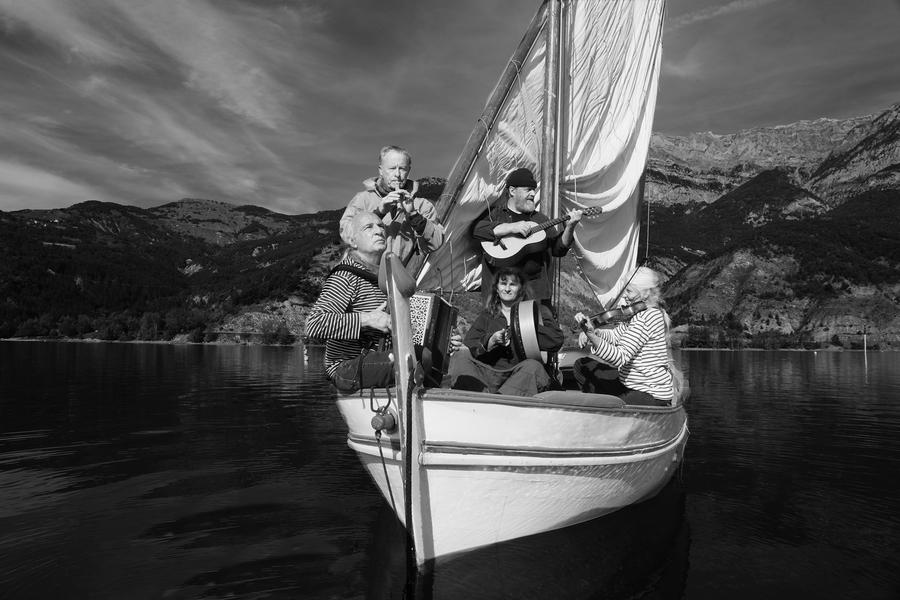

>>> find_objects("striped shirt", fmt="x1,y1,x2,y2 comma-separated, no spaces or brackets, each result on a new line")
589,307,674,403
304,256,387,377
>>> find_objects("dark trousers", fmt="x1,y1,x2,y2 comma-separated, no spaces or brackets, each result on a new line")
331,350,395,393
448,348,550,397
572,357,666,406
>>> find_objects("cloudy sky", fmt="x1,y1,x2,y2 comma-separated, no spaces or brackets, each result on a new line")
1,0,898,214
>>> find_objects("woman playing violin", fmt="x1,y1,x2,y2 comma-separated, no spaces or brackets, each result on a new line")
573,267,682,406
449,267,564,396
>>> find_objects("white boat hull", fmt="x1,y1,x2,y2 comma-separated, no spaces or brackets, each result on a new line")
337,387,688,562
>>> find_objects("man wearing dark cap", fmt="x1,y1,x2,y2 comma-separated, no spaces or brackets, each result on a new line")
472,167,583,303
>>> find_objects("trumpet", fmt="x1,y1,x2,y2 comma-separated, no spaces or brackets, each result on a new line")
387,182,412,211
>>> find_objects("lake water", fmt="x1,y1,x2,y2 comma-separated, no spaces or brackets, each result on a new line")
1,342,898,599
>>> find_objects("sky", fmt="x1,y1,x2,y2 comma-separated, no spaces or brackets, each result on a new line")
1,0,898,214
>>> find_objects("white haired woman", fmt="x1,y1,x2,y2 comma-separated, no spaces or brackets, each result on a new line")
573,267,686,406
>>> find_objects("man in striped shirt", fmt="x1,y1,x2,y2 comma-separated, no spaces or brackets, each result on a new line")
305,212,395,393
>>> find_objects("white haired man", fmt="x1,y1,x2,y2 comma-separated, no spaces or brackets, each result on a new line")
306,212,394,392
307,211,459,392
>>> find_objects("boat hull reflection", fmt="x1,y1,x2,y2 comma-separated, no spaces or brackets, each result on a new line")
366,478,690,600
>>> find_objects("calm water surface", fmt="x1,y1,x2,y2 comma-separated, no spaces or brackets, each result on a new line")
1,342,898,599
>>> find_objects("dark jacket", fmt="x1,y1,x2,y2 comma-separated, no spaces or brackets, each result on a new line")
463,304,564,370
472,201,571,300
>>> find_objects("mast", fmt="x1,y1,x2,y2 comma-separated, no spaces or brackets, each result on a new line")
641,173,649,261
382,253,428,569
407,1,549,276
542,0,563,307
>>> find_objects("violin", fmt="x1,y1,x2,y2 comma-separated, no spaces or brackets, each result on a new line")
578,301,647,331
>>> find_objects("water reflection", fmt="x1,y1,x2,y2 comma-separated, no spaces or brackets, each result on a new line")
365,479,690,600
0,342,376,599
682,350,900,600
1,343,899,599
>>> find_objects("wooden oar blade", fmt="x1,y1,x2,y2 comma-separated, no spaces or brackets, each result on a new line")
379,253,416,298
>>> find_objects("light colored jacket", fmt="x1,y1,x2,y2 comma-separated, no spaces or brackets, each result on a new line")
340,177,444,262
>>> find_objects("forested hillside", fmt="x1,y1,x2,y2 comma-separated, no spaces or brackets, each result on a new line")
0,203,342,342
1,104,898,349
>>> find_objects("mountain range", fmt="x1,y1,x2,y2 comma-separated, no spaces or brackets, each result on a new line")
645,101,900,348
1,103,898,349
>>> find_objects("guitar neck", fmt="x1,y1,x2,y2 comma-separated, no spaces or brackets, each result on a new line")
531,214,570,234
528,207,598,235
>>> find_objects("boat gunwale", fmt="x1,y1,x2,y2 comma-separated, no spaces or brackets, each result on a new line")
422,388,685,414
338,387,687,416
346,420,688,464
421,432,682,457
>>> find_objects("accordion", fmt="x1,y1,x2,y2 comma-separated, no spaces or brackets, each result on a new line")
409,293,458,387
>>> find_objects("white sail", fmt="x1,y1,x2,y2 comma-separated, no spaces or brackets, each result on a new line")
416,0,665,307
414,7,548,293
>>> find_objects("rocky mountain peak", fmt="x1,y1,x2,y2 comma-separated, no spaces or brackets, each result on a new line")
808,103,900,206
645,106,896,209
650,114,871,172
147,197,301,245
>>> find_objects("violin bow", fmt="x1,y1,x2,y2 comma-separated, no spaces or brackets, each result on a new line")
574,261,647,333
603,260,647,312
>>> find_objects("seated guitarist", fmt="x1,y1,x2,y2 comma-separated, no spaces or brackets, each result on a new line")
472,167,583,306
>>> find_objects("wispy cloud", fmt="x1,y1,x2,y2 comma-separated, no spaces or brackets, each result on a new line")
0,0,141,65
0,159,108,211
1,0,309,129
667,0,780,33
0,0,897,213
660,0,900,134
106,0,295,129
661,47,704,79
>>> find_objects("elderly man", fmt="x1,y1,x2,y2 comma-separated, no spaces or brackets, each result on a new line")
339,145,444,263
472,167,583,303
307,211,459,393
306,212,394,392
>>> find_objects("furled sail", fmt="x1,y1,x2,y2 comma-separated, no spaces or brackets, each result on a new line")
414,0,665,308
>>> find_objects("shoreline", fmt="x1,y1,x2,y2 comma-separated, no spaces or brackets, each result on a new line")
0,337,301,347
1,338,892,351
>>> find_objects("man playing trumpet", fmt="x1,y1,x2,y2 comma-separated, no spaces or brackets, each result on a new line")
339,145,444,263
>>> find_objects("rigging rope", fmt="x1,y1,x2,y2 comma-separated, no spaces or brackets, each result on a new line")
368,382,399,517
375,429,399,516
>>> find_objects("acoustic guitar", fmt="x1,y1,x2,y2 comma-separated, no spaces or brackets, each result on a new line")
480,207,602,267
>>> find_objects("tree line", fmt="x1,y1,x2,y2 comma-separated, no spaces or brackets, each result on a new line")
3,307,297,345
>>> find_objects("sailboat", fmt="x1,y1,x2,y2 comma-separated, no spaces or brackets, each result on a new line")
334,0,687,567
